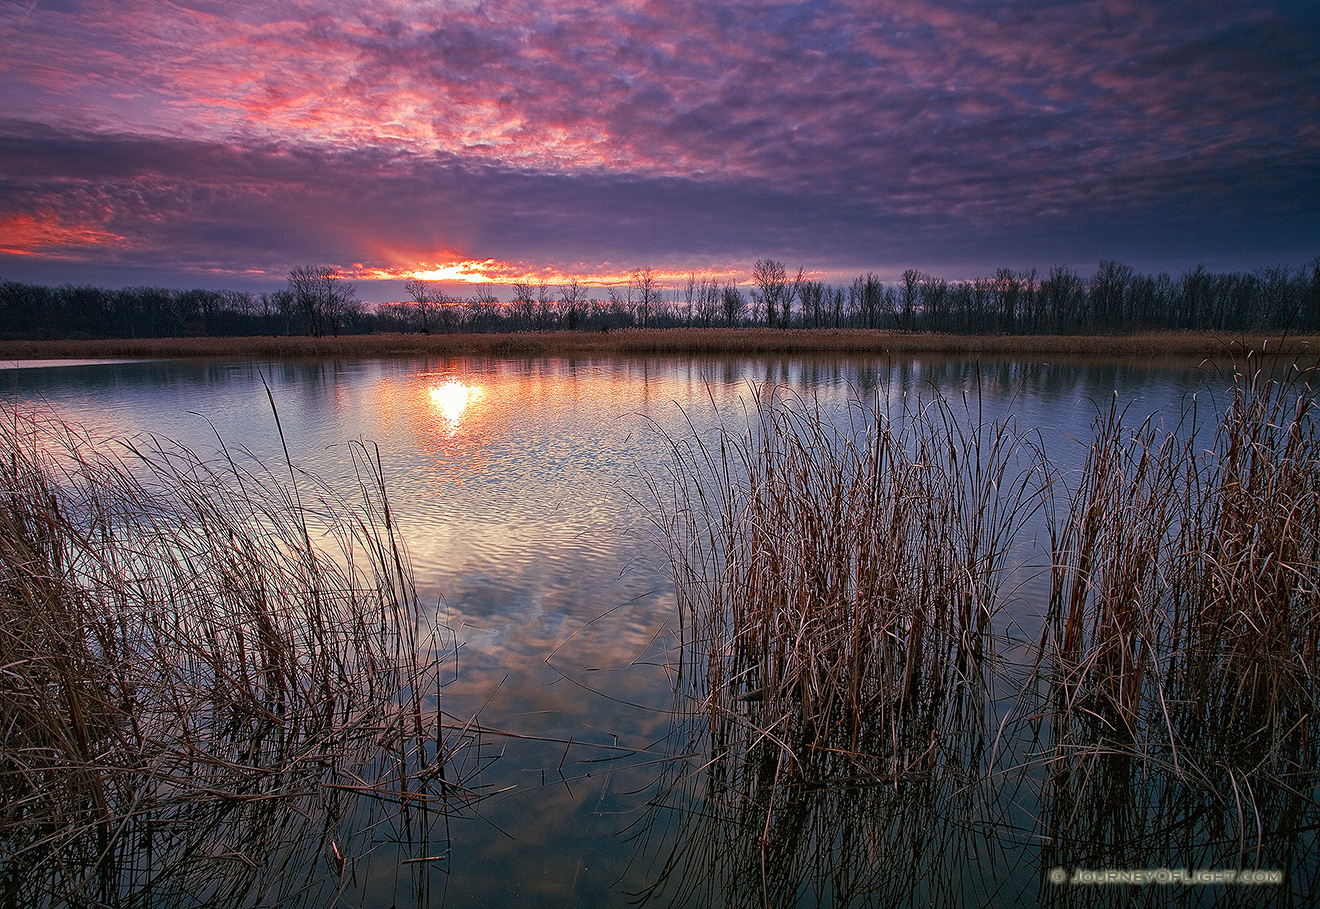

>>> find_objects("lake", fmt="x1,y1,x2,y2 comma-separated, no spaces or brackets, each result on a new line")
3,352,1315,908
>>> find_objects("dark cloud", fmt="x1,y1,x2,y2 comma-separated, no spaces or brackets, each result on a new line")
1,0,1317,294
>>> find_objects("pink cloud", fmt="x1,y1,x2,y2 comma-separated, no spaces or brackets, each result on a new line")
0,213,125,257
1,0,1315,289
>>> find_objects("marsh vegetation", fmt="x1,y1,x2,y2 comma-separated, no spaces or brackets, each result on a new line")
3,350,1318,906
3,328,1319,363
644,352,1320,905
0,405,488,907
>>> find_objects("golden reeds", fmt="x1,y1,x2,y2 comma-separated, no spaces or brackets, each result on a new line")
2,328,1316,361
646,354,1319,903
653,383,1048,767
0,405,474,905
1042,353,1319,762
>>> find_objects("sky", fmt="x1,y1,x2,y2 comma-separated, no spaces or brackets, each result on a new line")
1,0,1318,303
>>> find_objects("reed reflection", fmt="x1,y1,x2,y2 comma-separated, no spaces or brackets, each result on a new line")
638,385,1047,906
640,363,1320,906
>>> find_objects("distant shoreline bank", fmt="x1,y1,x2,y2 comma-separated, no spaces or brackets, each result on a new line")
1,329,1316,361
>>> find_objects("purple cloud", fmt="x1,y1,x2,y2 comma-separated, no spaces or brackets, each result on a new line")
1,0,1316,296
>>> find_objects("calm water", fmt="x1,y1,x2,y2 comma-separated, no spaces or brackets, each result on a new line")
3,353,1312,907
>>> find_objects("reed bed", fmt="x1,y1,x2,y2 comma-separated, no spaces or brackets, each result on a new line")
1031,354,1320,896
1041,353,1319,774
640,383,1050,904
651,384,1048,774
3,329,1315,362
0,405,478,907
646,355,1320,904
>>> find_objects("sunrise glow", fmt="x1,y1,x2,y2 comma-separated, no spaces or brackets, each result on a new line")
412,262,500,283
0,214,124,256
0,1,1313,295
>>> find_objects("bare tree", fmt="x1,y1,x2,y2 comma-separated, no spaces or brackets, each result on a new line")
463,287,501,332
992,268,1019,332
1041,265,1084,333
788,266,805,328
798,279,826,327
752,259,789,328
287,265,355,337
536,280,553,330
920,276,949,332
511,281,536,331
722,282,745,327
849,273,886,329
697,277,721,328
1091,260,1133,330
631,267,659,329
605,285,630,329
900,269,921,331
403,277,435,333
828,284,845,327
558,277,586,331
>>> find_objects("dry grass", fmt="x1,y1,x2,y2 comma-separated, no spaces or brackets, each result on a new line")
1043,351,1319,740
0,405,480,906
639,382,1052,905
1035,351,1320,871
2,329,1316,361
645,353,1320,902
650,384,1049,767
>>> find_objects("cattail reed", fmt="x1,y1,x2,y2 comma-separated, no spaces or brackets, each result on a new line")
1043,355,1319,758
1035,353,1320,888
648,354,1319,903
642,381,1049,906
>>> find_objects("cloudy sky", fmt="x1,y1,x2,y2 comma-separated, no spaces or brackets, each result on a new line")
1,0,1317,301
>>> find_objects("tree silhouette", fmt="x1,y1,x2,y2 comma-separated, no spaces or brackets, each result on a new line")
752,259,789,328
631,267,659,329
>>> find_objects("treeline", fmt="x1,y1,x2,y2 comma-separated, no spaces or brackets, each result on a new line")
0,283,318,340
3,258,1318,340
0,265,369,340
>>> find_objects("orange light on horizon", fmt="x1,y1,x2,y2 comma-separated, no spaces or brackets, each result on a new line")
350,258,751,290
412,261,501,283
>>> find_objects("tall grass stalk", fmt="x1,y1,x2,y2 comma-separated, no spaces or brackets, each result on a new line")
653,384,1048,767
1034,354,1320,886
641,382,1050,904
646,358,1320,903
0,406,472,906
1043,356,1319,763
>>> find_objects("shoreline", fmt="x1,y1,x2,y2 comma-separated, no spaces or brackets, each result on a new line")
1,328,1316,361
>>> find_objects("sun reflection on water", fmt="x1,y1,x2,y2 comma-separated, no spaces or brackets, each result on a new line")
428,380,481,431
